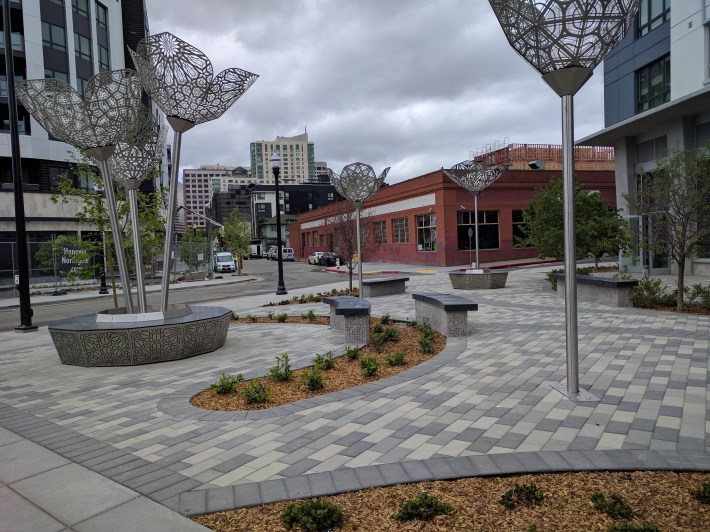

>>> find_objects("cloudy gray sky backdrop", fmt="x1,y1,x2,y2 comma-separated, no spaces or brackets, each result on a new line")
144,0,608,183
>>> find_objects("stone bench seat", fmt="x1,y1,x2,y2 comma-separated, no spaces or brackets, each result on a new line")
551,273,639,307
323,296,371,345
412,292,478,337
361,276,409,297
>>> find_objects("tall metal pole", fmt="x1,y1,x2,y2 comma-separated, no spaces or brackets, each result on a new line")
5,0,36,332
473,192,480,270
562,94,579,395
355,204,363,299
127,189,147,312
273,160,287,295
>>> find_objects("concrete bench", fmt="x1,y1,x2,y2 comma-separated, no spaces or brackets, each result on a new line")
361,276,409,297
323,295,371,345
551,273,639,307
412,292,478,337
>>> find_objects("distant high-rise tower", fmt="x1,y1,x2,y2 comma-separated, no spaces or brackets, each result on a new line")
250,133,317,184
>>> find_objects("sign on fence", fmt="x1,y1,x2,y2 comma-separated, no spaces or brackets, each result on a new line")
58,245,90,274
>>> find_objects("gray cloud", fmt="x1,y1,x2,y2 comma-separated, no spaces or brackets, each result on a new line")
144,0,608,183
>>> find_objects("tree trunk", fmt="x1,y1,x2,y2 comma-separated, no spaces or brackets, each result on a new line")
676,256,685,310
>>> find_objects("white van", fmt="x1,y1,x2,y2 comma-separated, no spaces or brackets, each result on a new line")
281,247,294,261
213,252,235,272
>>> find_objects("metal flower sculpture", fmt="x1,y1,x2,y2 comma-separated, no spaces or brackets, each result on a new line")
16,70,143,313
444,160,510,270
108,106,167,313
129,32,259,312
488,0,641,398
329,163,390,298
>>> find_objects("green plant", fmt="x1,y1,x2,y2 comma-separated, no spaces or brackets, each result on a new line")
344,345,360,361
231,312,239,320
269,353,292,382
276,312,288,323
313,351,335,370
418,323,435,354
300,367,325,391
380,313,392,325
241,378,271,404
686,283,710,310
607,523,659,532
210,372,243,395
499,484,545,510
382,326,400,342
282,498,344,531
373,322,384,334
360,356,379,377
393,492,452,522
632,277,673,308
407,319,419,328
267,311,274,319
247,314,257,323
305,310,317,322
689,481,710,504
386,351,406,366
591,492,634,520
371,333,385,353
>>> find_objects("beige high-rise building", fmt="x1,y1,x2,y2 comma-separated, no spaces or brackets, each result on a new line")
250,133,317,184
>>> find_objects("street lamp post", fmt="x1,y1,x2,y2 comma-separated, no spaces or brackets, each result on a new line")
270,153,287,295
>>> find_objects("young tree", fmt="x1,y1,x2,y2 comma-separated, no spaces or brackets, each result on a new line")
624,146,710,309
518,177,629,265
222,209,252,274
179,227,210,272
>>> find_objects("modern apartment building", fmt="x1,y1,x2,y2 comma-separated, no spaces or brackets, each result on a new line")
0,0,156,244
182,165,253,228
249,132,317,184
581,0,710,275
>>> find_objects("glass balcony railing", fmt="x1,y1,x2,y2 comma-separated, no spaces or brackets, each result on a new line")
0,32,25,52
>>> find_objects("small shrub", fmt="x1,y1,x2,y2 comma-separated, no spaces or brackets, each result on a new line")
545,268,563,290
210,372,243,395
344,345,360,361
386,351,406,366
298,295,307,304
300,367,325,391
500,484,545,510
247,314,257,323
607,523,659,532
305,310,317,322
278,299,290,305
276,312,288,322
282,498,344,531
231,312,239,320
313,351,335,370
393,492,452,522
267,311,274,320
418,323,435,354
241,379,270,404
407,319,419,328
372,322,384,334
591,492,634,520
371,333,385,353
360,356,379,377
382,326,400,342
632,277,670,308
689,481,710,504
380,313,392,325
269,353,292,382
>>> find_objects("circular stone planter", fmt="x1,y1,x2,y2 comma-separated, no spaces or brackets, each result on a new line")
449,269,508,289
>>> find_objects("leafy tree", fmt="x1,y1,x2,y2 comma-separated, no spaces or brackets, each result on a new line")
179,227,210,271
221,209,251,274
518,177,629,265
624,145,710,309
34,234,96,281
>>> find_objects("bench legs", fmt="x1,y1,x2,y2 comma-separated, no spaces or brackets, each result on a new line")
414,300,470,337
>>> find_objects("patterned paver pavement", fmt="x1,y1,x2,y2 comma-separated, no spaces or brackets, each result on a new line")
1,265,709,527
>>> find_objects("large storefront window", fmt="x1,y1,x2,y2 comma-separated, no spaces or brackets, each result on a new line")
457,210,499,250
393,217,409,243
416,214,436,251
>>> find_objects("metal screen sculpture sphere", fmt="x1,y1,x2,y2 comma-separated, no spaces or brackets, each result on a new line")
130,32,259,312
330,163,390,299
108,106,167,313
489,0,640,399
16,70,143,313
444,160,509,270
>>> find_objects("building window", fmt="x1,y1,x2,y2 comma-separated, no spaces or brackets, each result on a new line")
42,22,66,51
637,0,670,37
72,0,89,17
76,77,89,96
96,2,108,28
74,33,91,60
637,55,670,113
457,210,499,250
374,220,387,244
416,214,436,251
636,135,667,164
512,210,529,247
44,69,69,83
392,217,409,243
98,45,110,71
49,0,64,5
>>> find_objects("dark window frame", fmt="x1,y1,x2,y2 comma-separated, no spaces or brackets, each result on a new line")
637,55,670,113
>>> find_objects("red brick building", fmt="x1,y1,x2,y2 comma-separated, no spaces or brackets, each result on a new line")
290,144,616,267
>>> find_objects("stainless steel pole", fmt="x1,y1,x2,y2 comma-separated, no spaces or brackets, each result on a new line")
159,128,183,311
474,192,480,269
356,204,363,298
562,94,579,395
128,189,147,312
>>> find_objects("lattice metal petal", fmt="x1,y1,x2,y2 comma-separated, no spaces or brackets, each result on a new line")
15,69,142,149
443,160,510,193
130,32,259,125
108,106,167,189
489,0,641,74
330,163,390,205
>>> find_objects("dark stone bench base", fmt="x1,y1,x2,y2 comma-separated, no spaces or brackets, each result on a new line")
449,270,508,289
323,296,371,346
412,293,478,337
552,273,639,307
48,306,232,366
361,277,409,297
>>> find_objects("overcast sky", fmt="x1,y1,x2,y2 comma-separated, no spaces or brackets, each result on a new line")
144,0,608,183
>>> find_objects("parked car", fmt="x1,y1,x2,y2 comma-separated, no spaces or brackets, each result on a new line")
318,252,343,266
213,252,235,273
308,251,324,265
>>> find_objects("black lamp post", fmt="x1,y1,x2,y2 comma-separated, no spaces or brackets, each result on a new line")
270,153,287,295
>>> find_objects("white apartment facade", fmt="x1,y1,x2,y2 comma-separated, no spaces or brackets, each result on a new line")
249,132,316,184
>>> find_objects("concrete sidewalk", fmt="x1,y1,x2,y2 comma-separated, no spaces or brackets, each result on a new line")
1,263,709,530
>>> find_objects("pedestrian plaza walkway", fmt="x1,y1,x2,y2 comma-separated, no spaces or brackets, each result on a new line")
1,264,709,530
